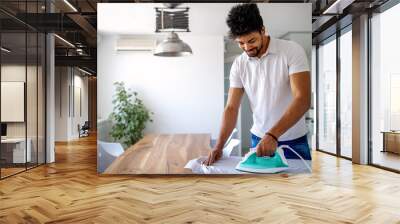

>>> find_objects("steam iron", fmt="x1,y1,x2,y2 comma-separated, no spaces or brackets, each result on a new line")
235,145,312,174
235,147,289,173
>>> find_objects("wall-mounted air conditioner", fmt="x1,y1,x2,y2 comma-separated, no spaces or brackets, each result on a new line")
115,38,156,52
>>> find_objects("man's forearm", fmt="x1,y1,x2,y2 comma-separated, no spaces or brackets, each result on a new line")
215,107,239,150
268,96,310,139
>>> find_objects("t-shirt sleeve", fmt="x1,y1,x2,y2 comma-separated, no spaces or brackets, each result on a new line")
288,41,310,75
229,57,243,88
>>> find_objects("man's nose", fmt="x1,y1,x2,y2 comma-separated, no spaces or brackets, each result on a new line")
243,44,250,51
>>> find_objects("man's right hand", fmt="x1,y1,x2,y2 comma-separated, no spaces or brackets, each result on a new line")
203,148,223,166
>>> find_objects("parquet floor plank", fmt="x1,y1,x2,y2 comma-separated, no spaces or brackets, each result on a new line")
0,134,399,223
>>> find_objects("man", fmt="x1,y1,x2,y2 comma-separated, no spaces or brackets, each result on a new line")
205,3,311,166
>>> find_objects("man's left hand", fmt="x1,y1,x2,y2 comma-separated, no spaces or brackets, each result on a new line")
256,134,278,157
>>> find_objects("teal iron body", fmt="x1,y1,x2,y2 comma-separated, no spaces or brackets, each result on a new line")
235,145,312,173
235,147,289,173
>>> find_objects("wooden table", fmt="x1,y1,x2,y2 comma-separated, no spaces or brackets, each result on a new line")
104,134,212,174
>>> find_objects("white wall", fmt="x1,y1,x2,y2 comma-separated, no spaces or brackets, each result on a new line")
55,67,68,141
280,32,312,67
75,76,89,120
55,67,89,141
98,3,311,38
98,35,224,139
71,74,89,138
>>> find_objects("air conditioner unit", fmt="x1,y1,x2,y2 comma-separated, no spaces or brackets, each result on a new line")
115,38,156,52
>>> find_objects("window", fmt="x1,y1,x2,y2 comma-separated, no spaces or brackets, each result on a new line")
0,2,47,179
339,28,352,158
371,2,400,171
317,36,337,154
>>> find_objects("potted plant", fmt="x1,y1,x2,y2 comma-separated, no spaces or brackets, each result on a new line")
109,82,153,148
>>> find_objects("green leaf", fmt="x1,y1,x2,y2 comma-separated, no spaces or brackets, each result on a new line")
109,82,153,148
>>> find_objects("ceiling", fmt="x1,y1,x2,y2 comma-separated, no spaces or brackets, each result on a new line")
1,0,99,74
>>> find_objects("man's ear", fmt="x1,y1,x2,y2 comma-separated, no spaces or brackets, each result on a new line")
261,26,265,35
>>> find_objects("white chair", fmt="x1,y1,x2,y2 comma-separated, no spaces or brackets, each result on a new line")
222,138,241,158
97,141,124,173
97,119,114,142
224,128,238,148
210,128,238,148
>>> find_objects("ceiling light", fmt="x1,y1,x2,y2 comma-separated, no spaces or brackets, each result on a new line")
322,0,354,15
63,0,78,12
78,67,93,76
54,34,75,48
1,47,11,53
154,32,192,57
154,6,192,57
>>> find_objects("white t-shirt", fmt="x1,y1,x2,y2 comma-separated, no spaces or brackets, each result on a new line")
229,37,310,141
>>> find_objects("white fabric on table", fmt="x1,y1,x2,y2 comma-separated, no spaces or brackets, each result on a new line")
184,156,312,174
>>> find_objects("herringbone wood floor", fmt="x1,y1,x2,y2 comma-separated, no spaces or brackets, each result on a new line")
1,134,400,224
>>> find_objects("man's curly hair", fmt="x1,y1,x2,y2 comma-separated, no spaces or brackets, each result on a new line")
226,3,264,39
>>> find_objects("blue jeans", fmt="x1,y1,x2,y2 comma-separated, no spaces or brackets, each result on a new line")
251,133,312,160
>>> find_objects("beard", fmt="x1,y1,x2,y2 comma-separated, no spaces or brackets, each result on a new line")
245,34,266,57
245,43,262,57
246,48,259,57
